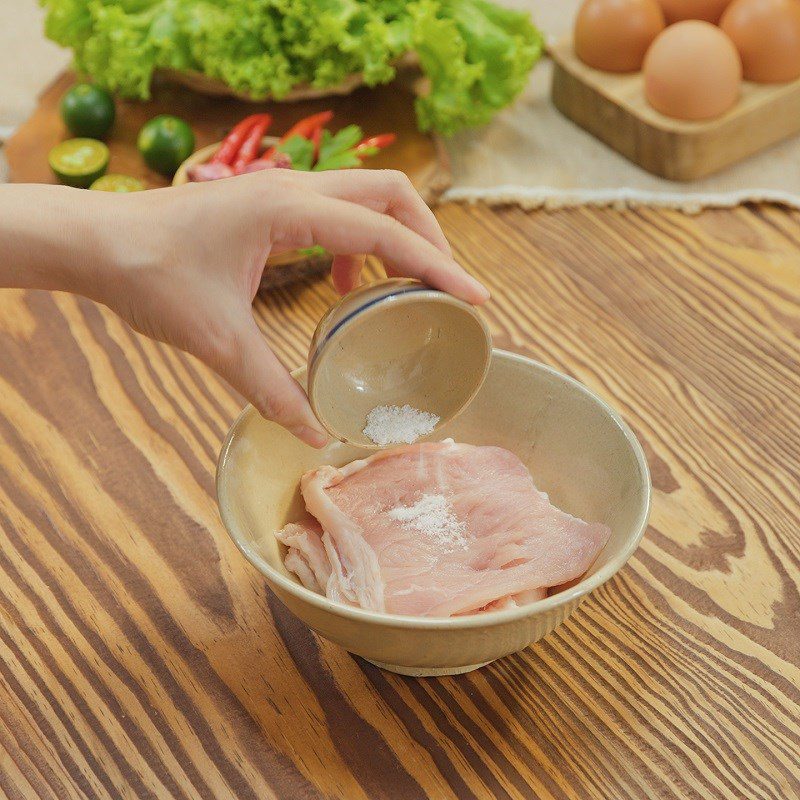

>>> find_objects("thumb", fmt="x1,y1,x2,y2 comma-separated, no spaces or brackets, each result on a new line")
209,318,328,448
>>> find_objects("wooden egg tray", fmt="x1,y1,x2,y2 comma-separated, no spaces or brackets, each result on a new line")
550,36,800,181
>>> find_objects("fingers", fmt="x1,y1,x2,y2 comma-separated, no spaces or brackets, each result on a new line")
281,192,489,305
331,254,366,295
206,316,328,448
290,169,452,256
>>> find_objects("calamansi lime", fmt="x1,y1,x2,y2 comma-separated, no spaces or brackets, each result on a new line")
60,84,116,139
49,138,110,188
137,115,195,177
90,174,145,192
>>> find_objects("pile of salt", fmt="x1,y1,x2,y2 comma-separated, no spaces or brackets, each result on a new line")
363,404,440,446
387,493,468,550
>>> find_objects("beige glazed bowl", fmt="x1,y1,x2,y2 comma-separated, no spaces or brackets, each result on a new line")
216,350,651,676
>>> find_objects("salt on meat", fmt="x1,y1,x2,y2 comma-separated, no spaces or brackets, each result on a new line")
274,440,610,617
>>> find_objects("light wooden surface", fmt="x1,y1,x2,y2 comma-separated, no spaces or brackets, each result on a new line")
550,37,800,181
0,194,798,798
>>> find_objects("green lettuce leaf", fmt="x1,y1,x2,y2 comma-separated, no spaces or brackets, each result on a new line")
39,0,542,134
410,0,543,134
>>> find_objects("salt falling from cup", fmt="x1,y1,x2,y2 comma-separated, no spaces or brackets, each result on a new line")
363,404,440,447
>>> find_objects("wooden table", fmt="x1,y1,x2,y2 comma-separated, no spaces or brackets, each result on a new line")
2,133,800,797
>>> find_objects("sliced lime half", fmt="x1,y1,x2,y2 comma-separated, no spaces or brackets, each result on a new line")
49,138,110,188
90,174,145,192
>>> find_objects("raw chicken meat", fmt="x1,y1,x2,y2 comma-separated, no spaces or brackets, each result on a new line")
274,441,610,617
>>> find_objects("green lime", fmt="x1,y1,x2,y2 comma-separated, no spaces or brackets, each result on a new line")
137,115,195,177
60,84,116,139
90,174,145,192
48,138,110,188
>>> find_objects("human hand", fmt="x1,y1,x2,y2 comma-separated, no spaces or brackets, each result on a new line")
88,169,488,447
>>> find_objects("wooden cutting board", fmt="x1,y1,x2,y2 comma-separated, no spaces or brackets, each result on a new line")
5,71,451,287
550,37,800,182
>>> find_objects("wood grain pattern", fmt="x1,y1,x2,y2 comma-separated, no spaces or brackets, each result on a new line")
550,37,800,181
0,200,798,799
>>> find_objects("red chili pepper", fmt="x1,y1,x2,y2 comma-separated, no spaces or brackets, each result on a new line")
355,133,397,154
311,125,323,160
263,110,334,158
232,115,273,172
211,114,269,165
283,111,334,141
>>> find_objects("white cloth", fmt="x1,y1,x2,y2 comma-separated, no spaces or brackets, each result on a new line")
4,0,800,210
0,3,69,139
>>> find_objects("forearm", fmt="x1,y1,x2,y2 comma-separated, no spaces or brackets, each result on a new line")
0,183,110,299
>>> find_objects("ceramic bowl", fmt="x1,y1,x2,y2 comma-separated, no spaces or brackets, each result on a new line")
216,349,651,676
307,278,492,447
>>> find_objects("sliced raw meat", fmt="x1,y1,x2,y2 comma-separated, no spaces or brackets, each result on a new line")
275,441,610,617
275,515,331,594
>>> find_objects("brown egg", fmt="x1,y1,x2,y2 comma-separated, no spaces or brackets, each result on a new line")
574,0,666,73
655,0,732,22
643,21,742,120
721,0,800,82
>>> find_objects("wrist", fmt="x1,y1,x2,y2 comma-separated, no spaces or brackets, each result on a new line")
0,184,110,298
85,188,172,310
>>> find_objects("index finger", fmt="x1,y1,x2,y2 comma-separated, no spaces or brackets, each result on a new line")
288,169,452,256
291,193,489,305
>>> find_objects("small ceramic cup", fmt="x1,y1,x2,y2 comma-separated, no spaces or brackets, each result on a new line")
307,278,492,447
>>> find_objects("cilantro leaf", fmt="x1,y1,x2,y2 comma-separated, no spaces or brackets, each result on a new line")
313,125,364,171
276,135,314,171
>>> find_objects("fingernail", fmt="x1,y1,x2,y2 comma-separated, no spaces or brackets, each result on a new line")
290,425,329,449
467,275,490,303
